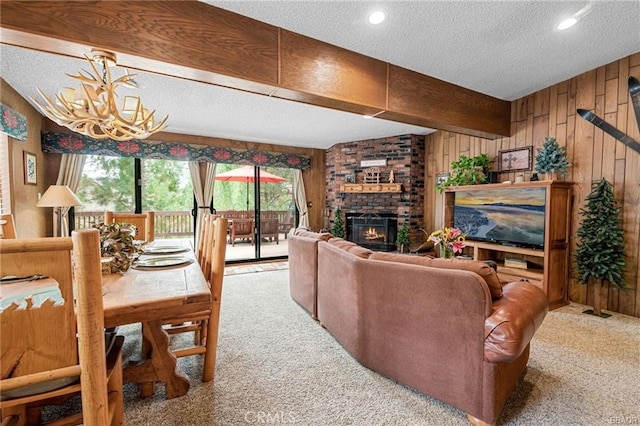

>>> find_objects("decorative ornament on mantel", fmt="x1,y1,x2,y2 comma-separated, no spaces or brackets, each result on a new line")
32,49,168,141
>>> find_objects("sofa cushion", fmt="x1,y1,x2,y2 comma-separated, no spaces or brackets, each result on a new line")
369,252,502,299
347,245,373,259
327,237,356,250
427,258,503,299
294,229,332,241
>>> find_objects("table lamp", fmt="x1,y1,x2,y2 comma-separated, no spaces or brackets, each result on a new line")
36,185,82,237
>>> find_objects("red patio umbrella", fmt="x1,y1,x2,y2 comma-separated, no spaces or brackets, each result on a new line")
214,165,287,210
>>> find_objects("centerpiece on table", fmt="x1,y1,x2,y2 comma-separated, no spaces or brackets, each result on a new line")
428,227,466,259
93,222,140,274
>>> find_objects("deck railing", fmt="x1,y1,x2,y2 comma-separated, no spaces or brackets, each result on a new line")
74,210,293,239
74,211,193,238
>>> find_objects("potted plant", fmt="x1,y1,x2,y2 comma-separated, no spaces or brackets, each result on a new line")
396,223,410,253
93,222,140,274
331,208,345,238
535,136,570,179
436,153,493,193
574,178,625,317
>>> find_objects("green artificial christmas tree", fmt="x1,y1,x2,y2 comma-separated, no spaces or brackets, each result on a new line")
331,208,345,238
574,178,625,317
396,223,410,253
535,136,570,178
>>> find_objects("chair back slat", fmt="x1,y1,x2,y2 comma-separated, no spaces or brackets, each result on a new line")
104,211,155,242
0,238,77,379
0,214,17,239
202,216,228,381
72,229,110,425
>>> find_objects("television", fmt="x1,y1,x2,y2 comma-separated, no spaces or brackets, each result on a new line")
453,186,546,248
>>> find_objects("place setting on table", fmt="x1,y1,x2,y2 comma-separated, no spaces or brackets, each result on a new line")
132,243,194,270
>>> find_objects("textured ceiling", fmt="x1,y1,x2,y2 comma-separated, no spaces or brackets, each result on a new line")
1,1,639,149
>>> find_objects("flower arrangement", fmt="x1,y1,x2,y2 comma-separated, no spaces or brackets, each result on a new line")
428,227,466,259
93,222,140,273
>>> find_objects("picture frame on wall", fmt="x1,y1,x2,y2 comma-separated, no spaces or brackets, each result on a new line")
498,146,533,172
24,151,37,185
436,172,450,185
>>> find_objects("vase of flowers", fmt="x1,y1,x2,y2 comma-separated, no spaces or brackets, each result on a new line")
428,227,466,259
93,222,140,274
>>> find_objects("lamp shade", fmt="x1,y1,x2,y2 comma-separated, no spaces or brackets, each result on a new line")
36,185,82,208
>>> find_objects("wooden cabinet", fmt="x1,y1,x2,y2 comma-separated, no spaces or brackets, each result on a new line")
340,183,402,193
444,181,573,310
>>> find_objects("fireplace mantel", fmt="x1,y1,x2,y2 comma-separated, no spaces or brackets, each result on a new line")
340,183,402,193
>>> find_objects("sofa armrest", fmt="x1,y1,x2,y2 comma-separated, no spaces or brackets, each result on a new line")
484,281,548,363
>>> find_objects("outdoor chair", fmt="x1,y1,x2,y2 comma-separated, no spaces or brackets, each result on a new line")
0,231,124,425
278,210,294,239
260,218,279,244
104,211,155,242
229,218,254,246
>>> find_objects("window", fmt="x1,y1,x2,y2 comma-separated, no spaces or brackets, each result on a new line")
0,133,11,215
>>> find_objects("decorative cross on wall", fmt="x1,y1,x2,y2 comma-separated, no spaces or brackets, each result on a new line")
502,153,518,170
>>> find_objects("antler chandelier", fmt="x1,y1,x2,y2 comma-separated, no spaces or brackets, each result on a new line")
33,49,168,141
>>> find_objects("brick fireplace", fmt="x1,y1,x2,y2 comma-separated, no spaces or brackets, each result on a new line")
325,134,425,247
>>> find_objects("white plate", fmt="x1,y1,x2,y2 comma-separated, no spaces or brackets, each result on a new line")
141,246,190,255
132,256,193,269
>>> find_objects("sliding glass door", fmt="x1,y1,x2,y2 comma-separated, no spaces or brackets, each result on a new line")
214,164,293,262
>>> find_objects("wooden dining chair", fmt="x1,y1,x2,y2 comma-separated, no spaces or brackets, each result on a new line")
104,211,155,242
162,216,228,382
0,230,124,425
0,214,17,239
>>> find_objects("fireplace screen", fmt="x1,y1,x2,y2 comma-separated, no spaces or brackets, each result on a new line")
346,213,398,252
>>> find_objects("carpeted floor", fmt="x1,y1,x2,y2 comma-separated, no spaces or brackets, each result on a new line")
48,269,640,425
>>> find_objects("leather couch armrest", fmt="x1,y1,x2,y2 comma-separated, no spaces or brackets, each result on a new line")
484,282,548,363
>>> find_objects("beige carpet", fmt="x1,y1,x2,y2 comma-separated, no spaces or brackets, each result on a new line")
47,269,640,425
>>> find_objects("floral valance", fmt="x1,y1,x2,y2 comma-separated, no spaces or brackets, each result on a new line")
42,132,311,170
0,104,28,141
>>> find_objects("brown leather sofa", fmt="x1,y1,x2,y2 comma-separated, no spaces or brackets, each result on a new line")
305,237,548,426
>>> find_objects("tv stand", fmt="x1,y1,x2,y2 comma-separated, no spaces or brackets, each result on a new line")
444,181,573,310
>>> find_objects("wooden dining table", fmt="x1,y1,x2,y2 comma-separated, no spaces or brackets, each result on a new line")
101,241,210,399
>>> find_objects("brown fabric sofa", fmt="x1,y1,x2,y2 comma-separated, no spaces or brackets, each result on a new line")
314,240,548,426
287,228,331,319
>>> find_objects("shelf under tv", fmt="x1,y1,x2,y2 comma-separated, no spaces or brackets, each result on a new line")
444,181,573,310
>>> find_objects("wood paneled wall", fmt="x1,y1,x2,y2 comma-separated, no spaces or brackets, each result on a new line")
425,52,640,317
0,79,50,237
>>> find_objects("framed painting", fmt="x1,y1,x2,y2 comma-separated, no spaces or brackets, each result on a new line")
24,151,37,185
498,146,532,172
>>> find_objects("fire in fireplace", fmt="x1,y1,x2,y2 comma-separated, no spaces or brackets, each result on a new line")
346,213,398,252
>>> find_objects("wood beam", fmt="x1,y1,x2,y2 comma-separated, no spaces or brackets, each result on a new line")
0,0,511,138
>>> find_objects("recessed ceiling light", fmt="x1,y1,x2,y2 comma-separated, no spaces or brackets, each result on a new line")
557,17,578,30
556,4,592,31
362,115,374,119
368,10,386,25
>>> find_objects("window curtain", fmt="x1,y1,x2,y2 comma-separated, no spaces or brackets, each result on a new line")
293,169,309,229
55,154,86,237
189,161,217,248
